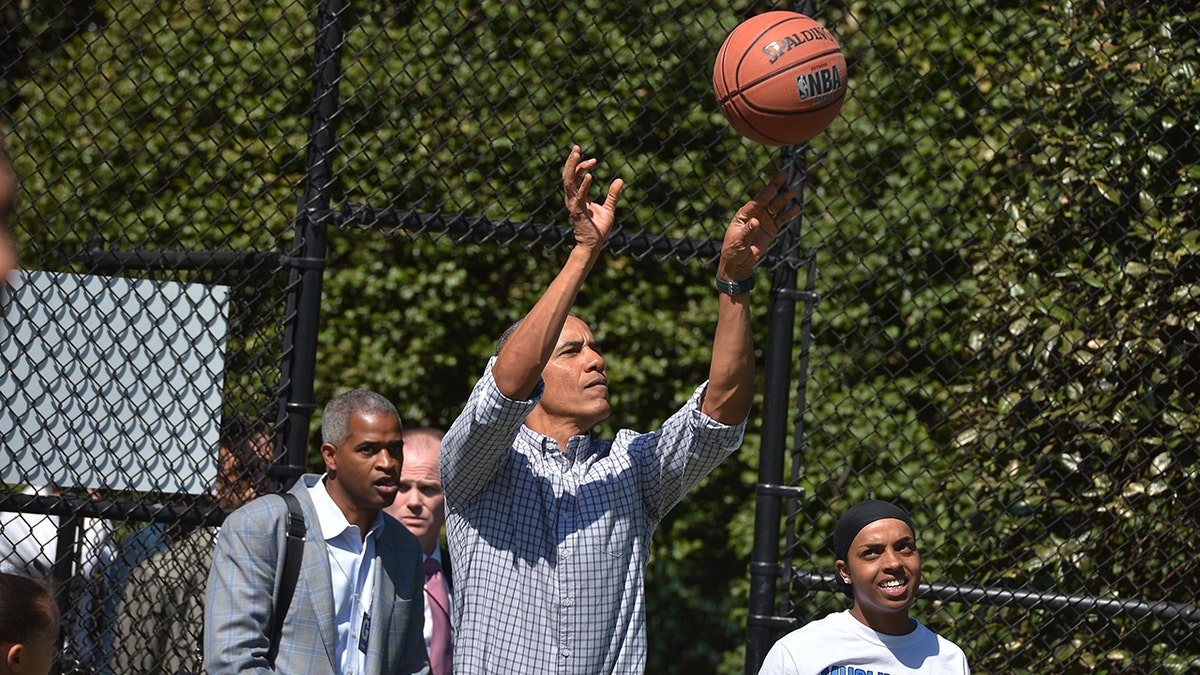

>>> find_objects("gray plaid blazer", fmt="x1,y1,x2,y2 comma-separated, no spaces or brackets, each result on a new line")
203,475,430,674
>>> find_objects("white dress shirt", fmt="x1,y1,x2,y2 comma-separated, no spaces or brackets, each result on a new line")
310,477,384,675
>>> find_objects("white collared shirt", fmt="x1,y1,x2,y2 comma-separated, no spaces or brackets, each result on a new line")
309,476,384,675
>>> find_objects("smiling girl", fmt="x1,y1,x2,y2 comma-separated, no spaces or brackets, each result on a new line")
758,500,970,674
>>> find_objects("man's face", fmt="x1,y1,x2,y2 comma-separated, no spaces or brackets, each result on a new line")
217,431,274,509
536,315,610,433
0,160,18,286
385,433,444,554
837,518,921,635
322,411,403,518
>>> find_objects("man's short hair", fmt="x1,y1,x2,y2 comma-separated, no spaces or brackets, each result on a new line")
493,319,523,357
402,427,445,444
0,572,54,645
321,389,400,447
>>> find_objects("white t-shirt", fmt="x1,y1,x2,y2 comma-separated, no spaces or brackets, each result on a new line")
758,609,970,675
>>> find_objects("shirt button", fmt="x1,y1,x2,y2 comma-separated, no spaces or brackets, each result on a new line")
561,648,572,657
563,597,573,606
561,548,572,558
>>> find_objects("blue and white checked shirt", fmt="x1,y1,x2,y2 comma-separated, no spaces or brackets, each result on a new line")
441,357,746,674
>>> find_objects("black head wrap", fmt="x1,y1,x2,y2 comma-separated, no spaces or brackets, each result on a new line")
832,500,916,595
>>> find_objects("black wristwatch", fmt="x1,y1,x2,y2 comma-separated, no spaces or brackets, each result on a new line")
715,275,755,295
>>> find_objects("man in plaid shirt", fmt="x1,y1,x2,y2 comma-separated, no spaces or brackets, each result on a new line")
441,145,798,673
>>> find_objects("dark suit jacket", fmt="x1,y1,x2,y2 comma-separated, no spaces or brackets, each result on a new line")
440,545,453,590
204,475,430,674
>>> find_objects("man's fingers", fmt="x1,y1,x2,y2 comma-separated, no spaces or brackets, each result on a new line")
562,145,582,185
604,178,624,211
577,172,594,201
755,173,798,214
576,158,597,176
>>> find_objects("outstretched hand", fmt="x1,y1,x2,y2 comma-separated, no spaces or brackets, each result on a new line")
718,172,799,282
563,145,624,252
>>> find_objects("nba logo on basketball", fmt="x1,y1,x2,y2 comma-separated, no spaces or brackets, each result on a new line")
796,65,842,103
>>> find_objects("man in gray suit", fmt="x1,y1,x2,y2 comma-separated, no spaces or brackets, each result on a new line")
204,389,429,674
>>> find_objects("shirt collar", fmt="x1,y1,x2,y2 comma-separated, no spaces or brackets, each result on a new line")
309,474,384,544
517,427,597,467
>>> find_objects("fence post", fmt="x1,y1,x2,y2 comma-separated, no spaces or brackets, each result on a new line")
744,142,809,673
273,0,348,489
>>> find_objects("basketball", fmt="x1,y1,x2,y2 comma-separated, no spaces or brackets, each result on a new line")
713,11,847,146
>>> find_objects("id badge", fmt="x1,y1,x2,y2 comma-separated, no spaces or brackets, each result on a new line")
358,612,371,653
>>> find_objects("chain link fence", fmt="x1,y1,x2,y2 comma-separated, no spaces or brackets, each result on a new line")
2,0,1197,673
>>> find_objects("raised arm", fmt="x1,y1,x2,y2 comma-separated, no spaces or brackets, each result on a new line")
700,172,797,424
490,145,624,400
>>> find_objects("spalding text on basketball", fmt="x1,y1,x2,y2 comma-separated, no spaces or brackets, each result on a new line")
761,26,836,65
795,65,842,103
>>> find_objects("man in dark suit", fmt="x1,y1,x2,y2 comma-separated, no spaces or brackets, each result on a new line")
204,389,429,674
385,427,452,675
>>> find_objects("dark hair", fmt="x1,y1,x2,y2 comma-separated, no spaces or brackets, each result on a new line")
218,415,274,497
221,415,273,467
0,572,55,645
0,145,14,221
493,319,523,357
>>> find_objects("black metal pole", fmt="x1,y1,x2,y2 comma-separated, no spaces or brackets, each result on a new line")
49,512,79,675
744,1,820,669
273,0,346,490
744,143,807,673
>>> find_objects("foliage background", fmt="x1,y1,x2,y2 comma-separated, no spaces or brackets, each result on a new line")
2,0,1198,673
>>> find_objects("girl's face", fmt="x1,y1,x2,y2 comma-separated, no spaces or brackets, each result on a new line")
837,517,921,635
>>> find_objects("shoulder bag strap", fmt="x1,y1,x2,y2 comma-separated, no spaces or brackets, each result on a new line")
267,492,307,666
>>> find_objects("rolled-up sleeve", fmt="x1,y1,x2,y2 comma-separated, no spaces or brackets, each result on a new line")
639,381,747,522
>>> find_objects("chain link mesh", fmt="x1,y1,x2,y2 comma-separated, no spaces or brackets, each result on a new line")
2,0,1197,673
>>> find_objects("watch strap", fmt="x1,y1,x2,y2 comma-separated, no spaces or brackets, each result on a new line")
715,275,755,295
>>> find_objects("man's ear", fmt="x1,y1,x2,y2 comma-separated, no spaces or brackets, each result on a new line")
321,442,339,472
5,642,25,670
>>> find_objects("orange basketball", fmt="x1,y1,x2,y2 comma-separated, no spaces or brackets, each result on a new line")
713,11,847,146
